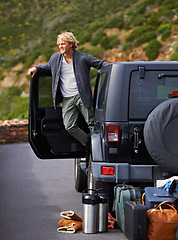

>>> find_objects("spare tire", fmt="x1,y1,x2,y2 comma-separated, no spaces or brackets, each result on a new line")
144,98,178,174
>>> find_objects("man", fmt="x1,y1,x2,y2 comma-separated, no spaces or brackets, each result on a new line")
28,32,108,146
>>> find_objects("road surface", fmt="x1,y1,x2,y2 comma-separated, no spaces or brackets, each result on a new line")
0,142,128,240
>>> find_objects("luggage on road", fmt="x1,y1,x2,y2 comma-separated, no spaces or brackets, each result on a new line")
124,201,147,240
113,183,178,239
114,183,141,232
145,186,178,210
146,200,178,240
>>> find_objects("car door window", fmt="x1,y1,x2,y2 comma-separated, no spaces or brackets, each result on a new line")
97,72,108,109
38,76,53,107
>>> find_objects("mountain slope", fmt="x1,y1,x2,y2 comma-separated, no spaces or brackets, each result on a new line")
0,0,178,120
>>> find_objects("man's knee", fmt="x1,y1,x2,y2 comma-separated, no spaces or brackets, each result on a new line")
64,122,76,134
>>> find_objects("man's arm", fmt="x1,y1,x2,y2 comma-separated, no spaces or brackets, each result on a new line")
28,63,51,77
86,53,108,69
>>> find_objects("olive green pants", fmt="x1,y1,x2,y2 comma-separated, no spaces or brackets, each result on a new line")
62,94,95,146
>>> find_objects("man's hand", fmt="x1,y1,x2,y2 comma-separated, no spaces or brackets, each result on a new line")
28,67,37,78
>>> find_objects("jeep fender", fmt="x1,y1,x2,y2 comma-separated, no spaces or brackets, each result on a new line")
91,132,103,161
144,98,178,174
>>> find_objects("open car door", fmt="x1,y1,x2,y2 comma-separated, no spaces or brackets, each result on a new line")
28,72,87,159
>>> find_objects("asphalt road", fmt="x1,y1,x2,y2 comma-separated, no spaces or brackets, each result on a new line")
0,142,128,240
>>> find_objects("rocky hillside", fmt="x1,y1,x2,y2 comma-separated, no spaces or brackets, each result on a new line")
0,0,177,120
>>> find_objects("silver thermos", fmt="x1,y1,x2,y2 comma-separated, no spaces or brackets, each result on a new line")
82,189,99,234
98,191,109,232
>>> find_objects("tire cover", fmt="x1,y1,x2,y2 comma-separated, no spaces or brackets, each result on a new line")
144,98,178,174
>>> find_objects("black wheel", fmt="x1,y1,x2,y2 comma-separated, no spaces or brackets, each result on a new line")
144,98,178,174
74,158,87,192
87,153,114,212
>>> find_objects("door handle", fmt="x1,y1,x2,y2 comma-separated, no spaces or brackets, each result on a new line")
133,127,141,153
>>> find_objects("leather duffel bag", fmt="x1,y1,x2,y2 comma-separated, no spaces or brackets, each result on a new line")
147,200,178,240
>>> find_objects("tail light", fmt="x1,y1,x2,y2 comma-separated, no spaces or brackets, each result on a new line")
102,166,115,175
172,91,178,97
106,124,120,142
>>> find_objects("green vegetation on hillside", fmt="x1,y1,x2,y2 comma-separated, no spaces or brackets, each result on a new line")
0,0,178,120
0,85,29,120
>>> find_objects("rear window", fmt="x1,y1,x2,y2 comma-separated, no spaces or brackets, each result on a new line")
129,70,178,119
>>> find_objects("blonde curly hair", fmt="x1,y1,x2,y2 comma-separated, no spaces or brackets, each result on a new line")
57,32,78,49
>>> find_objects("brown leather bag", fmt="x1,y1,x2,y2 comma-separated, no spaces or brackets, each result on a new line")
147,200,178,240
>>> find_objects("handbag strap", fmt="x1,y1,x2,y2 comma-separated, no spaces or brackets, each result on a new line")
156,200,177,213
142,192,145,205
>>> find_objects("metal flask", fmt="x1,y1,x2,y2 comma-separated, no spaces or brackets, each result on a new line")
98,191,109,232
82,189,99,234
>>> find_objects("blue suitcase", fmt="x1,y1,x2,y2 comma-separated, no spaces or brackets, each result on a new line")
144,187,178,210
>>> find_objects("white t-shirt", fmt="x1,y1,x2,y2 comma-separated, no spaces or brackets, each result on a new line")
60,56,79,97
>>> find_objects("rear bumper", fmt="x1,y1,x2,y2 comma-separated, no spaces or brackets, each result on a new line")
92,162,165,183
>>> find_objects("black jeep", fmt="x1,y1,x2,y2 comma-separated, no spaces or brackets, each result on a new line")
29,61,178,207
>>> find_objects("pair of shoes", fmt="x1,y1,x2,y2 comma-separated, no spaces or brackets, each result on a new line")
57,210,82,234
